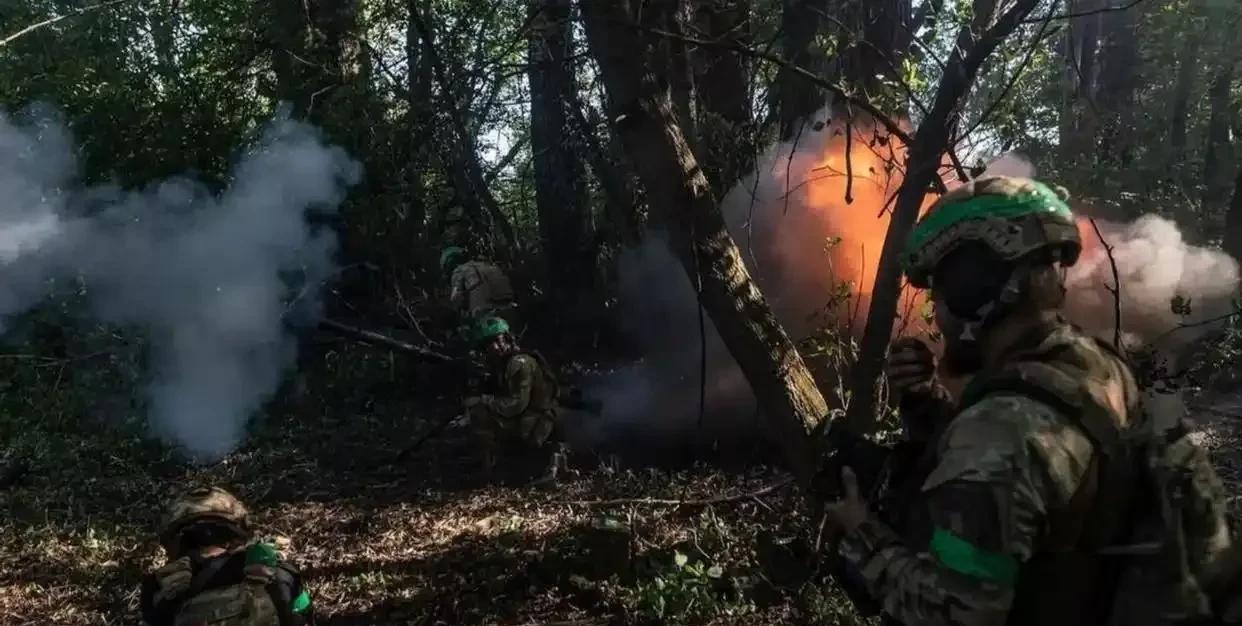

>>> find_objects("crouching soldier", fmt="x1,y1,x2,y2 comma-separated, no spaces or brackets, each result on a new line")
464,316,567,484
141,486,316,626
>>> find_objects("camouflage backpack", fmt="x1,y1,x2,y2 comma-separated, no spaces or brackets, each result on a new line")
152,544,296,626
960,325,1235,625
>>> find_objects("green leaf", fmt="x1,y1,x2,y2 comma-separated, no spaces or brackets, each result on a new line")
673,551,689,568
706,565,724,579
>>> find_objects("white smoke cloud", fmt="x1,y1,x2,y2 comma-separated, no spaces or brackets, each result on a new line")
0,107,360,461
1066,214,1239,351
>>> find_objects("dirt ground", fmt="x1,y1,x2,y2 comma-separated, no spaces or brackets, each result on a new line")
1,359,1239,625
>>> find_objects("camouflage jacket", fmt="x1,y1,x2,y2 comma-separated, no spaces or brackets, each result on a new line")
449,261,515,319
839,320,1143,626
140,543,314,626
480,352,558,420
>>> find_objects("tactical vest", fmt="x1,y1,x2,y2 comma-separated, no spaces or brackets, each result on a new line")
953,322,1232,626
454,261,515,318
501,351,560,414
152,549,296,626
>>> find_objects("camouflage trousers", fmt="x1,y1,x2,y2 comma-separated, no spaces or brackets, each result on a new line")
468,405,556,472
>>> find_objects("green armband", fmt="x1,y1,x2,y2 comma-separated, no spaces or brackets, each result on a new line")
291,590,311,614
245,542,279,567
929,528,1018,586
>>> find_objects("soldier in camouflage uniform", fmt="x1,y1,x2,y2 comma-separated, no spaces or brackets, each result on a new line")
464,316,566,483
441,246,516,322
821,176,1232,626
140,487,315,626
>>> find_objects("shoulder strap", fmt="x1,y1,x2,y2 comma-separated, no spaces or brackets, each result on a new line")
964,360,1122,453
189,554,235,597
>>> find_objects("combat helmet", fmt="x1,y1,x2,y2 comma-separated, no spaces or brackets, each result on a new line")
902,176,1081,289
440,246,467,272
158,486,249,552
472,316,511,347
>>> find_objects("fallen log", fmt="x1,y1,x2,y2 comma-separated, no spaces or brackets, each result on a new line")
316,318,458,364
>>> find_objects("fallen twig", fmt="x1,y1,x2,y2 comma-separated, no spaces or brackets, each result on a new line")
562,477,795,507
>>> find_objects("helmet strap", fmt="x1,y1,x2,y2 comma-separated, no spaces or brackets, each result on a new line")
957,266,1027,343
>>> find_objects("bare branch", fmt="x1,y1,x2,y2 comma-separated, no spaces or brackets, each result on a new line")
1088,217,1123,348
1,0,136,48
957,8,1063,145
1023,0,1147,23
633,24,914,148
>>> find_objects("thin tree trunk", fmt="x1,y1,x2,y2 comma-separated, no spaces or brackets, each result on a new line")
570,98,642,245
529,0,594,301
409,3,517,252
691,0,753,194
581,1,828,478
844,0,1045,433
775,0,829,139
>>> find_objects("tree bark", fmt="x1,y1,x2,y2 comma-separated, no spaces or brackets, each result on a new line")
1225,166,1242,265
1168,27,1204,162
830,0,914,98
1093,3,1141,166
570,97,642,246
774,0,829,139
529,0,595,304
844,0,1045,433
1058,0,1104,161
404,0,435,246
1202,37,1238,212
268,0,368,123
690,0,753,194
581,1,828,477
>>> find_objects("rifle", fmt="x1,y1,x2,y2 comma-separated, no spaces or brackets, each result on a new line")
393,411,465,462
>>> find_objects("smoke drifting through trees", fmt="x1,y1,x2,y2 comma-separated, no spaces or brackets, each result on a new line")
0,107,360,461
590,133,1239,448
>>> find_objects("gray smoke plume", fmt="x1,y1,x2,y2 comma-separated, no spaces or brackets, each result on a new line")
0,107,360,461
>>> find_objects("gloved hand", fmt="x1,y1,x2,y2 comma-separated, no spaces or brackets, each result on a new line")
886,337,936,399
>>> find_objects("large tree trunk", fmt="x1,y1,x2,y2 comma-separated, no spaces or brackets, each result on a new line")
1225,166,1242,265
581,1,828,477
404,0,435,248
1058,0,1104,162
529,0,595,306
269,0,368,124
774,0,830,139
691,0,754,194
1093,3,1141,167
1168,29,1204,163
844,0,1045,433
1201,38,1238,212
830,0,914,98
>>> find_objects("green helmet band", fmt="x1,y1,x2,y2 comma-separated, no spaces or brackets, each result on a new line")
902,180,1079,289
473,317,511,345
440,247,466,271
